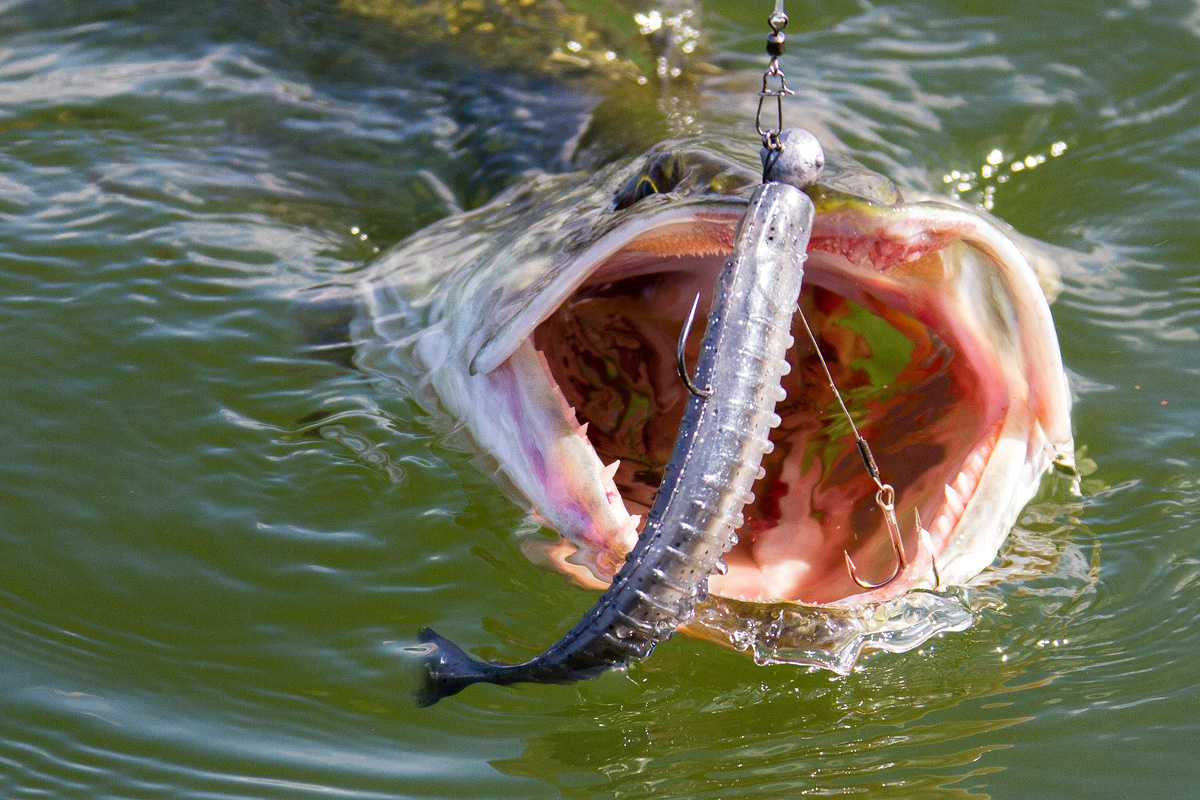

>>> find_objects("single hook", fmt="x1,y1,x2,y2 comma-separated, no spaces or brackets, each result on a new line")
677,292,711,399
844,483,910,590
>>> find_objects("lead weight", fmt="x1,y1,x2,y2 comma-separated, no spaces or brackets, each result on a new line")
761,127,825,190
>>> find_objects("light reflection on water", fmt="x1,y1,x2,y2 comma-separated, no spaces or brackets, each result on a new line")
1,0,1199,798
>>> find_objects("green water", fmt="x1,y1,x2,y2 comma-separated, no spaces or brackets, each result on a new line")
2,1,1198,797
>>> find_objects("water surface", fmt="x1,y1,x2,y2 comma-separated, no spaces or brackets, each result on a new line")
2,1,1198,798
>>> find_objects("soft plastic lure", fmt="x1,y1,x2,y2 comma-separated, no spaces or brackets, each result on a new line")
415,181,815,705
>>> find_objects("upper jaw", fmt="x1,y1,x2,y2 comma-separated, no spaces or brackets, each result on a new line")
457,192,1072,614
468,196,748,377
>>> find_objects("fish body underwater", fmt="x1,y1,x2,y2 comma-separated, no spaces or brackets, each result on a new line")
345,139,1074,693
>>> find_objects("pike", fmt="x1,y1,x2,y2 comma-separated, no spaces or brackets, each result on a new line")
346,139,1074,702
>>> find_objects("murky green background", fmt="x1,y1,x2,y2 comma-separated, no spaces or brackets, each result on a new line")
2,1,1198,797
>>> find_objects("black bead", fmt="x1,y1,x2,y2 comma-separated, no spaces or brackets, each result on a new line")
766,31,785,57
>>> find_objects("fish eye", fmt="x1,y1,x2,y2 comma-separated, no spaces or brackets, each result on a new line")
634,175,659,201
614,152,680,210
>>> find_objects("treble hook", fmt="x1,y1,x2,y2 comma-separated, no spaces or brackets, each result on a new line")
843,483,910,590
677,292,711,399
846,505,942,590
795,305,916,591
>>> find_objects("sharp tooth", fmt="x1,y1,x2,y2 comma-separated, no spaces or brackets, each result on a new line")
619,515,642,544
918,524,934,550
601,460,620,482
944,483,965,514
578,421,589,438
918,526,941,589
955,471,973,499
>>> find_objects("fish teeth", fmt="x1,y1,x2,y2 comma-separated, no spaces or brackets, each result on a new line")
967,450,987,478
578,421,589,438
944,483,965,515
601,460,620,482
917,525,941,588
954,471,973,500
616,515,641,549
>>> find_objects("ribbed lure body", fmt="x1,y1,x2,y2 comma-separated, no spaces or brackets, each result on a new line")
416,182,816,705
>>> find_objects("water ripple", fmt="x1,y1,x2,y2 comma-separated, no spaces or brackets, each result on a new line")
2,0,1200,798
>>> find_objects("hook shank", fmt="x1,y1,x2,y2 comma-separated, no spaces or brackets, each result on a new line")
677,292,711,399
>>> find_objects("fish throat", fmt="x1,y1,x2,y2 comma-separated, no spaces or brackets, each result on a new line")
530,206,1012,605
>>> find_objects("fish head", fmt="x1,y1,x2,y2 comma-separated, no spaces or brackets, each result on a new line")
357,141,1074,671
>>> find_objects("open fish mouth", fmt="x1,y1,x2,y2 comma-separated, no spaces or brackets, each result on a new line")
484,198,1071,667
355,146,1074,672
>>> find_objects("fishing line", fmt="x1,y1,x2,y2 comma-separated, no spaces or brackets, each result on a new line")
678,1,928,590
755,0,794,179
754,0,924,589
795,304,917,589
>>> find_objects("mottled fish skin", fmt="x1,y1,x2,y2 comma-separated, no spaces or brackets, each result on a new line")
414,182,815,705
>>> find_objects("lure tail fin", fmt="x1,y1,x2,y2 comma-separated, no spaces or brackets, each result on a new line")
413,627,502,707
